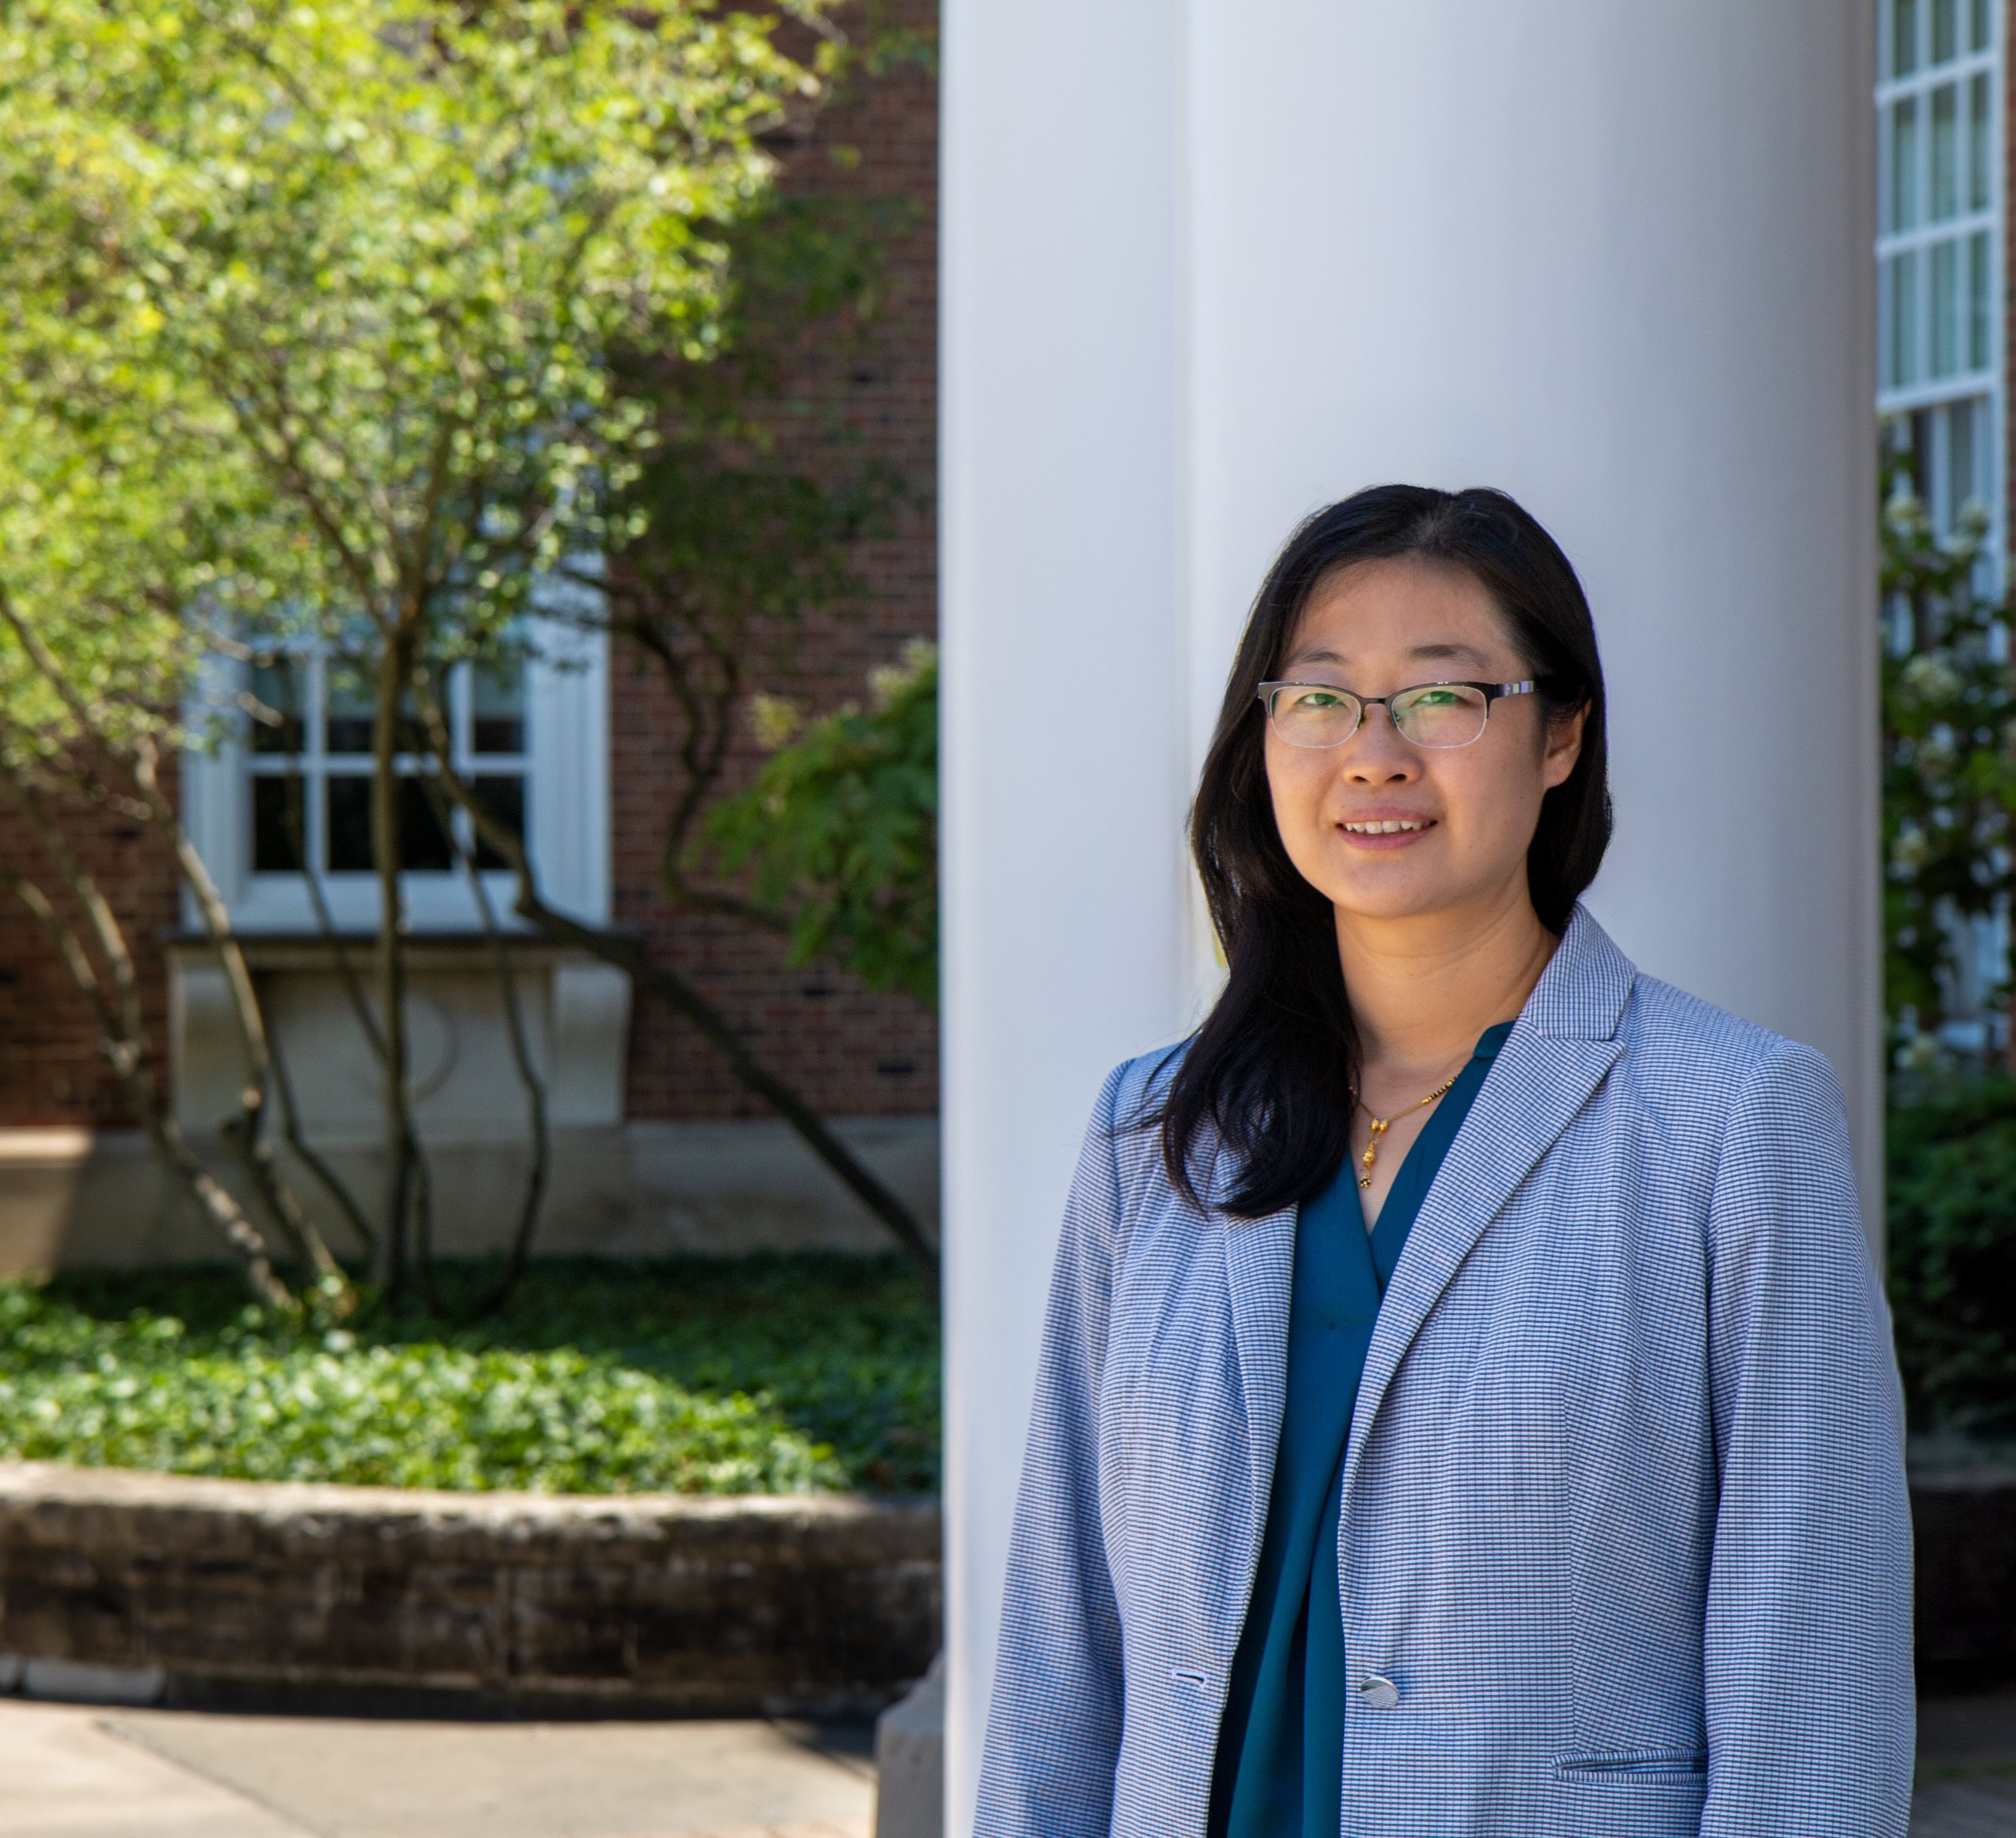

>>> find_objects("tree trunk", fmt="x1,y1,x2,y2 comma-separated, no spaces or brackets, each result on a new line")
371,635,419,1299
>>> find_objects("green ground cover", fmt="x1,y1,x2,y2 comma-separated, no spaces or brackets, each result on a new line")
0,1254,938,1496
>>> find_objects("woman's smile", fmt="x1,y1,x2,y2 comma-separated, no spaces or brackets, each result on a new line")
1336,811,1438,845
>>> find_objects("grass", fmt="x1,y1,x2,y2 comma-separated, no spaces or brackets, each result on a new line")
0,1254,939,1497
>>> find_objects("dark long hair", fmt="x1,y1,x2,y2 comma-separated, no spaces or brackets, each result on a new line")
1158,484,1611,1216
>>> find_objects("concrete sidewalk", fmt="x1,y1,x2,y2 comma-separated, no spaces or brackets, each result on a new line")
0,1699,876,1838
2,1689,2012,1837
1913,1695,2016,1838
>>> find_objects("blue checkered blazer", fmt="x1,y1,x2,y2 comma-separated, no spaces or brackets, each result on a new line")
973,908,1913,1837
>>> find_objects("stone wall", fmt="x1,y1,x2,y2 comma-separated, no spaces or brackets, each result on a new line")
4,1457,1995,1719
0,1464,940,1716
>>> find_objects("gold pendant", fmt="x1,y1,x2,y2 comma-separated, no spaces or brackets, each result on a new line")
1353,1076,1454,1196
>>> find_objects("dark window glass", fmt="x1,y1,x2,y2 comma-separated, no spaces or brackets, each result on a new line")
326,775,372,871
1892,96,1921,233
249,659,305,756
1896,0,1920,75
1931,82,1958,220
1934,0,1958,62
1970,72,1991,209
473,775,526,870
251,775,307,872
472,658,527,754
326,775,455,872
326,661,375,755
401,775,456,871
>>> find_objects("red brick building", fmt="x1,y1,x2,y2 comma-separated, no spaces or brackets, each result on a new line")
0,9,941,1269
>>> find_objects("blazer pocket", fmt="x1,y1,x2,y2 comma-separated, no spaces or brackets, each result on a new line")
1553,1750,1707,1785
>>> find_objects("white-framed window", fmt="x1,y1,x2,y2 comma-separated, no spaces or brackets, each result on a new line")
1877,1,2008,1059
182,618,610,933
1877,0,2003,549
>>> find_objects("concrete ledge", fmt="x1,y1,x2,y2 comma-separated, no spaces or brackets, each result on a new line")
0,1463,940,1715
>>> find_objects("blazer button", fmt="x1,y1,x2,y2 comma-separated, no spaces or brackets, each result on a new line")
1357,1674,1400,1710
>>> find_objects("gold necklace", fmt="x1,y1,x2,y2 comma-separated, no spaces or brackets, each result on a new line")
1351,1073,1460,1189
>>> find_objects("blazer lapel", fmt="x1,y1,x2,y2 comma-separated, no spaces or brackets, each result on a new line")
1336,906,1636,1503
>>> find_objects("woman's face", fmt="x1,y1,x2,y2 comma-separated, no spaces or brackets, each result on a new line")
1263,557,1584,930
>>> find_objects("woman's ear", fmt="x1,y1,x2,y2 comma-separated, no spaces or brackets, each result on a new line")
1541,701,1586,791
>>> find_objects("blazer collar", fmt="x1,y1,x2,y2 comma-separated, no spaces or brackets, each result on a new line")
1516,901,1636,1042
1213,904,1637,1535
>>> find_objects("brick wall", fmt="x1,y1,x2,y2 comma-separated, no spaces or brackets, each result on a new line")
0,5,939,1132
613,0,940,1122
0,765,180,1128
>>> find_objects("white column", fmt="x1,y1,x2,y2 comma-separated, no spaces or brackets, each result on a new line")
940,4,1876,1831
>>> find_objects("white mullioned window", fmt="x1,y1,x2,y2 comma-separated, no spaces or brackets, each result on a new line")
1878,0,2008,1058
1877,0,2004,546
182,618,609,934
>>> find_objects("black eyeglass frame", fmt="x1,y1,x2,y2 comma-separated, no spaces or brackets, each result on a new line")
1255,678,1538,750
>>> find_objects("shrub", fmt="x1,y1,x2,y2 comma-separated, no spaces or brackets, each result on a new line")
1887,1081,2016,1437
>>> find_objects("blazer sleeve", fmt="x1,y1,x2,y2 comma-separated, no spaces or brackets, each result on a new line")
1700,1042,1914,1838
971,1063,1131,1838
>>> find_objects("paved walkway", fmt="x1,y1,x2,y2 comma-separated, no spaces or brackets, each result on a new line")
0,1700,876,1838
0,1689,2010,1836
1915,1695,2016,1838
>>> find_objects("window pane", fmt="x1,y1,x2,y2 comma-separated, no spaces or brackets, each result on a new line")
1949,399,1978,509
326,775,369,871
1894,96,1921,231
251,775,307,872
1932,84,1959,219
472,658,527,755
248,658,304,756
1972,0,1991,51
326,660,375,756
472,775,527,871
1970,73,1992,210
1970,229,1992,369
326,657,430,755
326,775,455,872
1934,0,1958,62
1932,238,1960,375
1897,0,1921,76
1893,250,1922,385
400,776,456,871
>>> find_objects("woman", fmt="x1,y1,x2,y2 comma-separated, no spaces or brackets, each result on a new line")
972,486,1913,1837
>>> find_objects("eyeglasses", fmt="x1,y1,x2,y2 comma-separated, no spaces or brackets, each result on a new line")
1257,678,1536,750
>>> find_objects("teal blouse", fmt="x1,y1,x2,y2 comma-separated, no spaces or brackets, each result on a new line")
1207,1022,1513,1838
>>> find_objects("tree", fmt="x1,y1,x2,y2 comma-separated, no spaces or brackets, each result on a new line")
1877,439,2016,1067
699,639,936,1007
0,0,936,1295
0,376,352,1311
